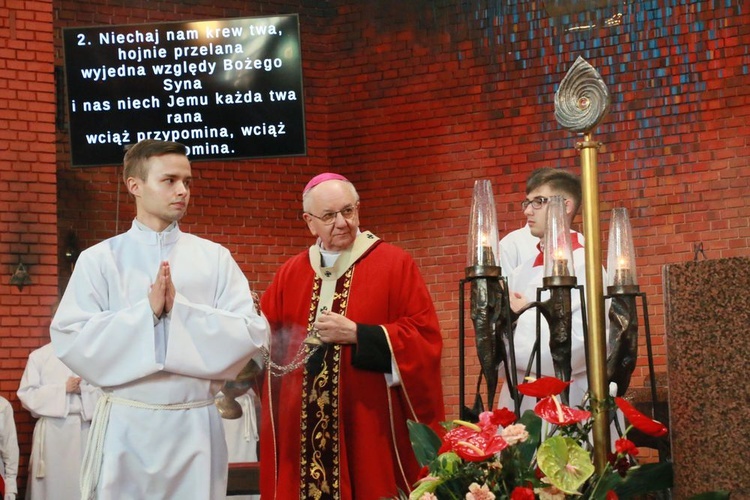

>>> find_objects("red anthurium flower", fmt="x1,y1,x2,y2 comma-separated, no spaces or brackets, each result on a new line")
510,486,536,500
443,423,481,447
534,396,591,426
453,433,508,462
615,437,639,457
615,397,668,437
606,491,619,500
517,376,571,398
480,408,517,428
442,420,508,462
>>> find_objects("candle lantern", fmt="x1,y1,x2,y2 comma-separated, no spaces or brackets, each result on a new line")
543,195,576,283
607,207,638,290
467,179,500,272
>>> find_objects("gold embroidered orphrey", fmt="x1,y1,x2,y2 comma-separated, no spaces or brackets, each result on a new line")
299,266,353,499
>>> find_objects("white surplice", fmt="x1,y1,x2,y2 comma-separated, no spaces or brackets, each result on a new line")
221,390,259,500
0,396,19,500
17,343,102,500
500,225,587,277
499,224,539,276
51,221,268,500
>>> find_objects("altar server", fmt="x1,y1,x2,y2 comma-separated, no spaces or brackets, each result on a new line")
18,343,102,500
51,139,268,500
221,388,260,500
0,396,18,500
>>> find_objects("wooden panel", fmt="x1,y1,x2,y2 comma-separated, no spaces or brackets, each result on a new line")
227,462,260,496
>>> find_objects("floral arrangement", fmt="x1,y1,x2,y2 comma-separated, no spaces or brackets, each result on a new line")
405,376,676,500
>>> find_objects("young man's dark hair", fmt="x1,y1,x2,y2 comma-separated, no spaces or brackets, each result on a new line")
122,139,188,183
526,167,582,215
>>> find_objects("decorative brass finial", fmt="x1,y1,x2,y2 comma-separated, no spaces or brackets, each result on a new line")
554,56,610,133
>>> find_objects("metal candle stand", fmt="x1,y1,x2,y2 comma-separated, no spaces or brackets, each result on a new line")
605,283,668,462
458,58,668,471
458,269,664,458
458,272,586,419
458,264,517,421
524,275,580,407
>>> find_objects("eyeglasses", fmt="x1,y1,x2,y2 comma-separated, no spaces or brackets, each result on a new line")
306,205,358,225
521,196,550,210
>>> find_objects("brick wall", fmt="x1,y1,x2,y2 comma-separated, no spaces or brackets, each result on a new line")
0,0,59,489
300,0,750,417
2,0,749,492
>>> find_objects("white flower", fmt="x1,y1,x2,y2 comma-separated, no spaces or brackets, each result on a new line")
466,482,496,500
501,423,529,445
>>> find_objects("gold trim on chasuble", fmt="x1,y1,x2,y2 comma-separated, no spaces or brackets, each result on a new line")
299,231,379,499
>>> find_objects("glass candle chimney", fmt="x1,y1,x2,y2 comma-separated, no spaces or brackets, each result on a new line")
543,195,575,278
466,179,500,270
607,207,638,287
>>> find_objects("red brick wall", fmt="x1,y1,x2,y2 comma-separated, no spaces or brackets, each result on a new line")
53,0,335,291
295,0,750,417
2,0,749,491
0,0,59,489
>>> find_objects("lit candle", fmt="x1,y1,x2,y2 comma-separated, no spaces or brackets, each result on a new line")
481,245,496,266
553,250,569,276
478,231,496,266
613,257,632,286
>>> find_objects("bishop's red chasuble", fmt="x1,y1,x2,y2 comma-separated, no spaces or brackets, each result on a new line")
260,231,445,500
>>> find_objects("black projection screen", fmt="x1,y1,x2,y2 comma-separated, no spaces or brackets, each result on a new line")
63,14,306,167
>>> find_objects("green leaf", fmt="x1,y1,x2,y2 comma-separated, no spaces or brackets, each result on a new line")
407,476,445,500
407,420,442,467
434,479,471,500
434,451,462,475
537,436,595,494
587,471,624,500
613,461,673,496
517,409,542,464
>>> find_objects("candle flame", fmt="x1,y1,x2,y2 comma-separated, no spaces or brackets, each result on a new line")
479,230,489,246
